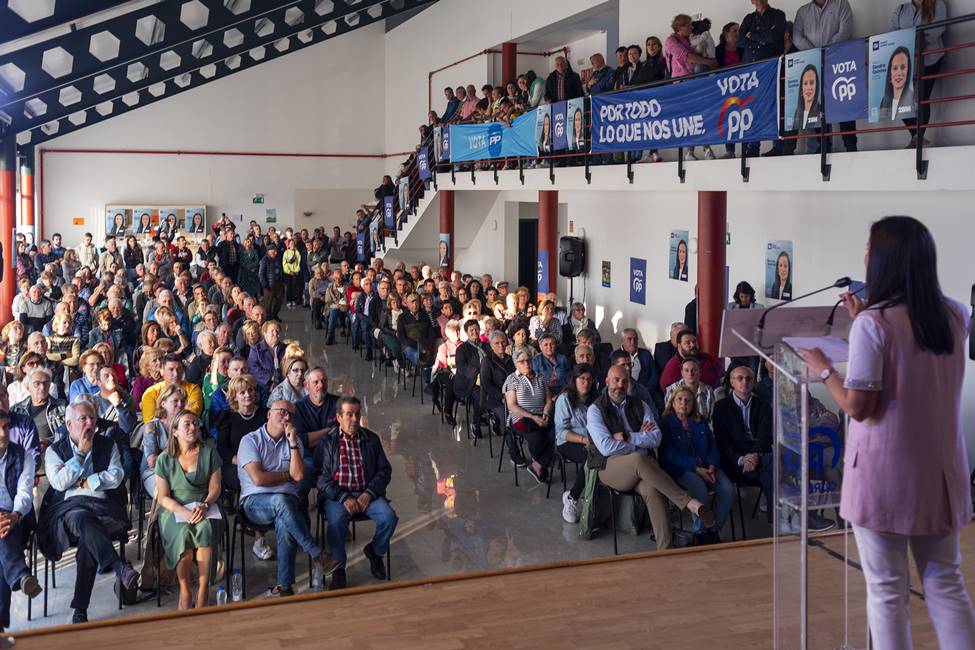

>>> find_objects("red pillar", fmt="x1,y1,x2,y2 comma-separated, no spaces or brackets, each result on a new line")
538,190,558,297
0,136,16,324
20,147,34,234
697,191,727,356
439,189,454,274
501,42,518,87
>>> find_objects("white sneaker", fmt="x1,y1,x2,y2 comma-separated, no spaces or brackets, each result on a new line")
686,149,699,160
562,490,579,524
252,537,274,561
704,147,716,160
650,152,663,163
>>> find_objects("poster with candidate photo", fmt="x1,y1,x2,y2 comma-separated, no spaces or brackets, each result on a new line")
105,208,128,237
535,105,552,155
566,98,586,151
869,28,917,123
398,177,410,214
133,208,154,235
668,230,689,282
438,233,450,268
184,209,206,234
765,240,794,302
784,49,823,132
157,209,180,239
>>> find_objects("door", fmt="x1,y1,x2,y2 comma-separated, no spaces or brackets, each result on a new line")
518,218,538,298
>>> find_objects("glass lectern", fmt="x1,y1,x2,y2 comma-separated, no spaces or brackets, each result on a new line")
720,306,866,650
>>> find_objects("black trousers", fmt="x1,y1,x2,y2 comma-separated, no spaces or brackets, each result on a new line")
557,441,588,500
511,418,554,468
63,508,123,610
905,59,944,139
727,451,774,524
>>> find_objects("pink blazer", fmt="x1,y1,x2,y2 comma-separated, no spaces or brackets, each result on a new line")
840,301,972,535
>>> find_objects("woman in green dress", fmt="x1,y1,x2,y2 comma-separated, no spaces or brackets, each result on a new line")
155,410,223,610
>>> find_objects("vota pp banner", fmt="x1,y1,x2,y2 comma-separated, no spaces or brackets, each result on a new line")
448,111,538,162
552,101,568,151
383,196,395,229
417,147,431,181
824,38,868,123
590,58,780,152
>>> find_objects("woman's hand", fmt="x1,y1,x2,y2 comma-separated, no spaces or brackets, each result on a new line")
796,348,831,375
147,453,158,469
841,292,865,320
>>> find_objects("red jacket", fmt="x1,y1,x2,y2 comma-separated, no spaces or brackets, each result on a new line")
659,353,724,392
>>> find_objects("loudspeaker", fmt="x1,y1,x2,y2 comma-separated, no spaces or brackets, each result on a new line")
559,236,586,278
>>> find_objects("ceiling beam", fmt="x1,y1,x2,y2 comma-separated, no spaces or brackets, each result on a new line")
0,0,133,45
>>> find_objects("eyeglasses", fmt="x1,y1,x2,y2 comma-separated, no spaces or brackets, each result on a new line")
269,408,292,417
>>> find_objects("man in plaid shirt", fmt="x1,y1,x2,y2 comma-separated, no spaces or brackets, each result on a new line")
315,396,397,589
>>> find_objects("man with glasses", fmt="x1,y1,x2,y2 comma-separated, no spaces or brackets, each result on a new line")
316,397,396,589
238,400,340,597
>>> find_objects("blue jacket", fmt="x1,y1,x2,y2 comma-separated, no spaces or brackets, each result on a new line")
9,412,40,464
248,340,285,391
659,414,720,481
587,65,615,95
442,97,460,122
532,353,571,395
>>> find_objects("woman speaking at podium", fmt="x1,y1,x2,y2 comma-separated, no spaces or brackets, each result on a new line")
798,216,974,649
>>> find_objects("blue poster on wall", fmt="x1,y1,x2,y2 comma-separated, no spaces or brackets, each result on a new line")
868,27,916,123
356,232,366,262
418,148,431,181
824,39,868,123
441,126,451,161
383,196,395,229
590,58,780,152
784,49,823,132
448,111,537,162
630,257,646,305
537,250,550,295
552,101,568,151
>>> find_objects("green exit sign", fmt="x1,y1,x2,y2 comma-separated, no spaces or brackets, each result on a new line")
725,232,731,245
252,194,264,204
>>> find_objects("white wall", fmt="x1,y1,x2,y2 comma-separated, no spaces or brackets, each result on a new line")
40,21,389,245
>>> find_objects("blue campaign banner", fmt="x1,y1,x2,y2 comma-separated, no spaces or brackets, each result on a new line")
537,250,550,295
441,126,450,161
824,39,868,123
383,196,395,229
784,49,823,132
552,101,568,151
590,58,780,152
630,257,646,305
356,232,366,262
448,111,538,162
418,148,431,181
868,27,916,123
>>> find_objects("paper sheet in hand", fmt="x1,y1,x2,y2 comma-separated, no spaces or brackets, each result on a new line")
174,502,222,523
782,336,850,363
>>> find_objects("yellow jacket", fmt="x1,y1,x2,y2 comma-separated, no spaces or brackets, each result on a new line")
140,380,203,423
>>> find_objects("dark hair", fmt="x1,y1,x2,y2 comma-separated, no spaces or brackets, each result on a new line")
734,281,756,304
576,328,595,340
463,319,480,333
676,329,696,345
884,46,913,102
691,18,711,35
798,63,821,113
609,349,630,364
865,216,954,354
337,396,362,413
162,353,184,368
564,363,596,410
784,20,794,38
616,46,627,54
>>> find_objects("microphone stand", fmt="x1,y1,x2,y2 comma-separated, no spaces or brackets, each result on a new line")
753,276,852,350
825,285,867,334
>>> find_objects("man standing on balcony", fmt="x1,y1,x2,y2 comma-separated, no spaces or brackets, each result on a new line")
738,0,787,157
544,56,584,103
793,0,857,153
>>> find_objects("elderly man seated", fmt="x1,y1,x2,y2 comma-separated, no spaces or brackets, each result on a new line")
37,401,138,624
587,366,715,551
0,410,42,641
11,367,65,453
237,400,340,598
316,397,397,590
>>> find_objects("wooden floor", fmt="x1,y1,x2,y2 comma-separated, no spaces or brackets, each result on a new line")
16,526,975,649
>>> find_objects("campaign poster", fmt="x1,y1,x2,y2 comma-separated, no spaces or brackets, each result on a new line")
417,147,431,181
765,240,794,302
535,104,552,155
868,28,917,123
438,233,450,268
433,126,444,162
441,126,451,161
537,250,550,295
356,231,366,262
184,209,205,234
784,49,823,132
383,196,395,229
566,97,586,151
551,101,568,151
448,111,536,162
590,58,779,152
824,38,868,123
106,208,128,237
156,209,180,239
601,260,611,288
668,230,689,282
630,257,646,305
398,177,410,213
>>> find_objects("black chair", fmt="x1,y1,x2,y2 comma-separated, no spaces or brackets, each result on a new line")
43,533,127,617
599,482,643,556
731,482,765,541
545,448,582,499
228,507,313,599
497,424,528,487
314,503,392,583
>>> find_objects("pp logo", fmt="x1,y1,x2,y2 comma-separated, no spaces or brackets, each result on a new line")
632,274,644,294
555,120,564,139
718,96,755,140
487,123,504,157
831,76,857,102
536,260,544,284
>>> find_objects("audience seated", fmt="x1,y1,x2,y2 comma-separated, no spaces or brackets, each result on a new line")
248,321,285,393
658,330,724,392
617,328,661,408
315,397,397,589
554,364,597,524
504,350,555,484
663,357,716,420
139,384,188,498
267,357,308,407
140,354,203,422
653,322,685,377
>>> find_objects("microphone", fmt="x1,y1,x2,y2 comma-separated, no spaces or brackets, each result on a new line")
753,276,852,349
825,284,867,332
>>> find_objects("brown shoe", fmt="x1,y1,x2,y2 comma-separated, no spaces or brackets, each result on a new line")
20,575,41,599
314,552,341,579
696,505,716,529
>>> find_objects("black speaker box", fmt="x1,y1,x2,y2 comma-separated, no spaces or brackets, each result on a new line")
559,236,585,278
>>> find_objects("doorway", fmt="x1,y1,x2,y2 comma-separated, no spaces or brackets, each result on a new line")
518,218,538,298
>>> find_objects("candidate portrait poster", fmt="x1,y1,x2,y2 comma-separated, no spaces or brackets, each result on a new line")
133,209,154,235
566,97,586,151
535,104,552,154
105,208,128,237
868,27,917,123
398,177,410,214
765,240,794,302
438,233,450,268
552,101,568,151
824,38,868,123
668,230,689,282
784,49,823,132
185,210,206,234
157,209,179,238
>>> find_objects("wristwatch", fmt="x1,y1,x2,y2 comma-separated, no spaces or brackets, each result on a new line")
820,368,835,381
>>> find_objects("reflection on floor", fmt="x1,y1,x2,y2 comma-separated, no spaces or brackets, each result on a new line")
12,307,772,631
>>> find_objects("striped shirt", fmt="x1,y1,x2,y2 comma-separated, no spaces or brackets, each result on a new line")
502,371,548,425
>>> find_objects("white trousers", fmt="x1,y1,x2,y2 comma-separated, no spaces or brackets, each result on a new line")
853,525,975,650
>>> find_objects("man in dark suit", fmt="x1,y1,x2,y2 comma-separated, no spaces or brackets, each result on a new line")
353,276,377,361
216,227,241,282
616,328,660,409
453,320,487,432
653,321,685,377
